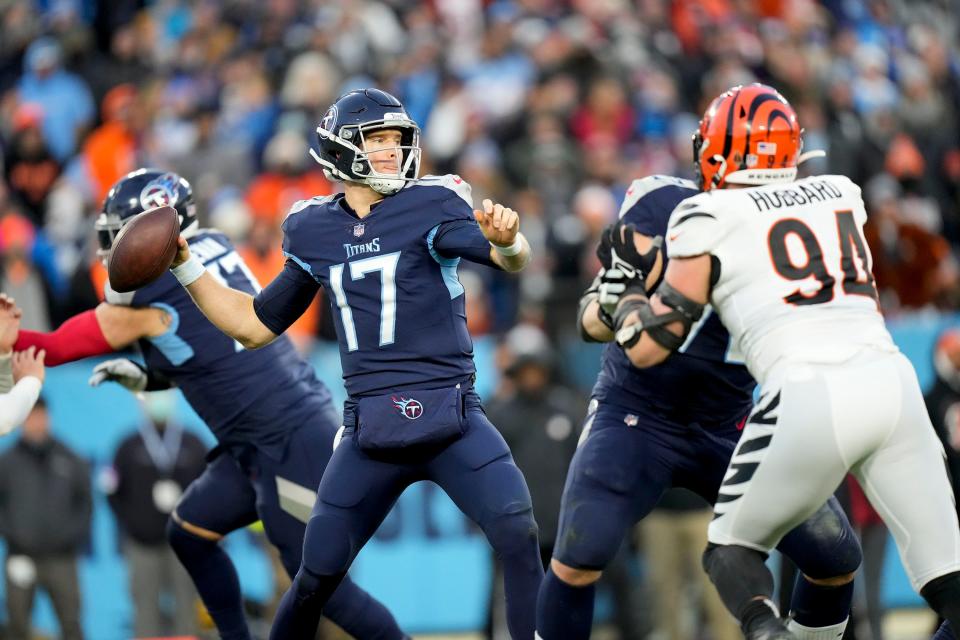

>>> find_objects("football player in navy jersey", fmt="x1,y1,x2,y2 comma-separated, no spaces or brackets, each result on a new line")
12,169,407,640
167,88,544,640
535,175,863,640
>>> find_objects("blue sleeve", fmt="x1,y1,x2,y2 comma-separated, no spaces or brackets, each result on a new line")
431,219,498,268
253,259,320,336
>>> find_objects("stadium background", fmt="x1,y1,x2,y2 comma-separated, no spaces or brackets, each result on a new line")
1,0,960,637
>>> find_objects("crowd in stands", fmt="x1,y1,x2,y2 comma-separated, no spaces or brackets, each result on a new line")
1,0,958,366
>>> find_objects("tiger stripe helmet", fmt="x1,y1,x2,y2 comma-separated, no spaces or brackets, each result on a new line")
693,84,803,191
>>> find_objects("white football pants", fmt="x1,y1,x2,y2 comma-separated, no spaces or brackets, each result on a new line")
709,350,960,591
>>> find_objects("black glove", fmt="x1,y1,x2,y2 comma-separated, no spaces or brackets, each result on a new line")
596,222,662,293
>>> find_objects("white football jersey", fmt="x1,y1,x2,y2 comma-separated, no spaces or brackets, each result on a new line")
666,174,897,385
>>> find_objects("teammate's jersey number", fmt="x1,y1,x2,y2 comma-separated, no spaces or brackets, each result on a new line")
329,252,400,352
207,251,262,352
767,210,878,306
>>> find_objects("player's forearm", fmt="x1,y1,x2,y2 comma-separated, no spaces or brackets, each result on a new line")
183,272,277,349
616,292,674,368
490,234,531,272
14,310,113,365
579,298,614,342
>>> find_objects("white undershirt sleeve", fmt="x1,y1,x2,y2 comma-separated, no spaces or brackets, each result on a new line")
0,377,42,435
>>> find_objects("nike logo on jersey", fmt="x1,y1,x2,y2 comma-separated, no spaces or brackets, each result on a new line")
343,237,381,259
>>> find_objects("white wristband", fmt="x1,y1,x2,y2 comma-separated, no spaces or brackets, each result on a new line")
492,236,523,257
171,255,206,286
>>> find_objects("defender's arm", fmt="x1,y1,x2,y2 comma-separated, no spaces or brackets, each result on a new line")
14,303,170,366
615,254,711,368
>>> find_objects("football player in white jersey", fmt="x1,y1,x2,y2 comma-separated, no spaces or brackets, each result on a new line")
602,83,960,639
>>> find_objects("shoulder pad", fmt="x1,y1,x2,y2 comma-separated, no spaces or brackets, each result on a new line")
104,280,135,306
414,174,473,208
285,195,336,221
619,175,698,219
665,191,728,259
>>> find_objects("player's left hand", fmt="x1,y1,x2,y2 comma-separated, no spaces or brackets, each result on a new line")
597,222,663,291
474,199,519,247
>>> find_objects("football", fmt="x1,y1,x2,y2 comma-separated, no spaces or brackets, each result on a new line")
107,205,180,293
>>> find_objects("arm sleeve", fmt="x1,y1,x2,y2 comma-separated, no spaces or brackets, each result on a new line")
0,377,42,436
431,220,499,268
13,310,113,365
253,259,322,336
0,354,12,394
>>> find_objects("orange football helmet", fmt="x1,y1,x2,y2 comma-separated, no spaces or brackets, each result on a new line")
693,84,803,191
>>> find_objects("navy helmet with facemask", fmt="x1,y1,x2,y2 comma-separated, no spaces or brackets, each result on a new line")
310,89,422,195
96,168,198,261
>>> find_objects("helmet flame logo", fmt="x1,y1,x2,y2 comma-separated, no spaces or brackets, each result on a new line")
392,396,423,420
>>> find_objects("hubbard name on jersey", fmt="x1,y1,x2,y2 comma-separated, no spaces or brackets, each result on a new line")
106,229,333,459
666,174,897,386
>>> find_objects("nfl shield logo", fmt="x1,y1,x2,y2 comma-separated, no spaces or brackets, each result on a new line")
353,223,365,238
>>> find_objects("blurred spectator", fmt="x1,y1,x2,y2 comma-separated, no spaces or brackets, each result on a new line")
77,22,150,107
487,324,584,567
487,325,644,639
0,211,57,331
925,327,960,525
103,391,207,638
80,84,140,205
863,173,958,311
570,77,635,151
238,216,321,350
244,129,332,224
641,489,740,640
0,397,91,640
3,103,60,226
16,37,94,162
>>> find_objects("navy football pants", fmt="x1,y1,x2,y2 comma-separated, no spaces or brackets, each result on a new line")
295,391,543,639
554,404,861,579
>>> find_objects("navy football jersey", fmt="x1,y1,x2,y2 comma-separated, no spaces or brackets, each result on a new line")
592,175,755,430
106,230,333,459
257,174,497,398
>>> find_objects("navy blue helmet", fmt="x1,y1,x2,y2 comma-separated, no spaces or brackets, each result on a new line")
96,169,198,259
310,88,421,195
